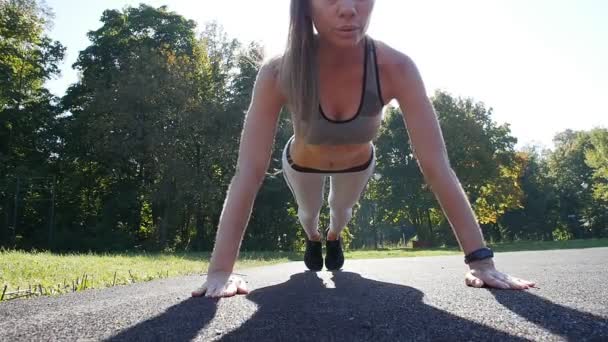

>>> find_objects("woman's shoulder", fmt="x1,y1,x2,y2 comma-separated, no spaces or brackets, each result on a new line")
370,38,423,101
256,54,282,84
371,38,418,72
261,54,283,77
255,54,287,102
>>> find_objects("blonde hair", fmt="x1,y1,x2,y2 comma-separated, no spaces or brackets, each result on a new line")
279,0,318,133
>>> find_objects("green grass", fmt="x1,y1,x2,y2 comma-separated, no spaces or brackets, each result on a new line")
346,238,608,259
0,250,298,301
488,238,608,252
1,238,606,301
345,248,461,259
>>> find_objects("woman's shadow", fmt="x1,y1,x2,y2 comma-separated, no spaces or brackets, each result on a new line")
107,271,607,341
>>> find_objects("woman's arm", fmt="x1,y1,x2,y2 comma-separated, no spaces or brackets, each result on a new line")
387,52,485,255
382,46,534,290
198,59,285,297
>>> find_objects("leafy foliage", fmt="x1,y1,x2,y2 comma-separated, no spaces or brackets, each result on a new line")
1,2,606,252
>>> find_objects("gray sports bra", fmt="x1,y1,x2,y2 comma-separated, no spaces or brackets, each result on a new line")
294,36,385,145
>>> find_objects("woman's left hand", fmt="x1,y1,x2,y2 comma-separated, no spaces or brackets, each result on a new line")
465,258,536,290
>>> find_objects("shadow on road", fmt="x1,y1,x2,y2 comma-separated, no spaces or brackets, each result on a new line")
492,287,607,340
106,271,607,341
218,271,525,341
105,295,218,341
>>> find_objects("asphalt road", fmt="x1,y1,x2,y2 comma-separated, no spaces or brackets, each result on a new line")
1,248,607,341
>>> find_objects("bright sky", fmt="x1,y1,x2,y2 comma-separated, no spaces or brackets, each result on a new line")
45,0,607,150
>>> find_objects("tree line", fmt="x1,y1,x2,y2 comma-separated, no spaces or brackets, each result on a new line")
1,1,606,252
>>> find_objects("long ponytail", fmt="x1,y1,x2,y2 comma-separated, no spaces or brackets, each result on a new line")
280,0,318,134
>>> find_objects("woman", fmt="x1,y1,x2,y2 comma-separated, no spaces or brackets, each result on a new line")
193,0,535,298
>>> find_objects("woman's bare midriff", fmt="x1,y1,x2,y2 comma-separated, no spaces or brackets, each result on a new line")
289,136,373,171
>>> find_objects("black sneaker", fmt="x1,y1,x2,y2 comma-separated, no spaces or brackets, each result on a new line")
304,239,323,271
325,238,344,271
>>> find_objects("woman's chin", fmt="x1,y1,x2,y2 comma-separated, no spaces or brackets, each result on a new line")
328,34,364,47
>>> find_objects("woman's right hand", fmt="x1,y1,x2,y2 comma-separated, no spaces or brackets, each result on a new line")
191,272,249,298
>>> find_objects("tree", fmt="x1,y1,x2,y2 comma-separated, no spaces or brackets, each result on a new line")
431,91,522,243
354,90,522,248
0,0,65,248
546,130,601,239
59,4,217,250
585,128,608,201
584,128,608,236
55,4,300,252
500,146,558,241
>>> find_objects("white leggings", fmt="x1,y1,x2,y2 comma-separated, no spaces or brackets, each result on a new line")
281,135,376,239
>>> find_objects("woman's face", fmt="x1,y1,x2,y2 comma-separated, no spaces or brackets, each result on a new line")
310,0,375,47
